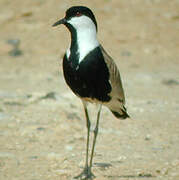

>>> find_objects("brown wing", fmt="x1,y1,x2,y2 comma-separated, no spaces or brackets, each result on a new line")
100,45,125,103
100,45,129,119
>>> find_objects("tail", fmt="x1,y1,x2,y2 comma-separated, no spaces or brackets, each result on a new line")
110,106,130,119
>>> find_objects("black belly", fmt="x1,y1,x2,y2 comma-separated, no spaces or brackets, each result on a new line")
62,47,111,102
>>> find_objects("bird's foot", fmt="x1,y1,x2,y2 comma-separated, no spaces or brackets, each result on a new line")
74,167,95,180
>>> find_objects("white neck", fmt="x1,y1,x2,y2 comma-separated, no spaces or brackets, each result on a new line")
67,15,99,63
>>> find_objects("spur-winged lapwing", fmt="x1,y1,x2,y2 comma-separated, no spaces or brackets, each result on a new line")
53,6,129,179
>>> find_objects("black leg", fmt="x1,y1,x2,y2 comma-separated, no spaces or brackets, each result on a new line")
89,104,102,169
83,102,91,169
74,101,95,180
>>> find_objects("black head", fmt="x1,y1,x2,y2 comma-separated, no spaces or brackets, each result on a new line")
52,6,98,30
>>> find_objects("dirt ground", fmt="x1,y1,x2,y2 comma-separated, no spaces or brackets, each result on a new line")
0,0,179,180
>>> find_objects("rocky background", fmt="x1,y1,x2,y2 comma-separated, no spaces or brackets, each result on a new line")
0,0,179,180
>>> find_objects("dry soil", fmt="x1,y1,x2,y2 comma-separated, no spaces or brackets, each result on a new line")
0,0,179,180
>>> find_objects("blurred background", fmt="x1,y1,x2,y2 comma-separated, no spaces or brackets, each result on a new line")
0,0,179,179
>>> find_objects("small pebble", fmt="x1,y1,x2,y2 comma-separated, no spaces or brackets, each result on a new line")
7,39,20,47
21,11,33,17
162,79,179,86
156,169,161,173
145,134,151,141
7,39,23,57
8,48,23,57
29,156,38,160
40,92,57,100
138,173,153,177
36,127,46,131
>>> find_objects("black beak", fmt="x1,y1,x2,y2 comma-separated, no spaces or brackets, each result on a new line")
52,18,66,27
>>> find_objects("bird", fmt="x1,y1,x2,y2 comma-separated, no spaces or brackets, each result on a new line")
52,6,129,180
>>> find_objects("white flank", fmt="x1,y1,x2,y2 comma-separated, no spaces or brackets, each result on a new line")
68,15,99,63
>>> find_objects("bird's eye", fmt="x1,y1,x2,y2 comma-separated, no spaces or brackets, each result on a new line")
76,12,82,17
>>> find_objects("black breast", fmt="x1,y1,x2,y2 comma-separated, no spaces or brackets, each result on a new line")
62,47,111,102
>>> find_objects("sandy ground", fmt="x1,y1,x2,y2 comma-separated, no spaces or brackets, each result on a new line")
0,0,179,180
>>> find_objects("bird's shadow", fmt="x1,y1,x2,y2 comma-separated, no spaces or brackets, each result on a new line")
105,174,155,179
94,162,155,179
94,162,112,169
78,162,155,179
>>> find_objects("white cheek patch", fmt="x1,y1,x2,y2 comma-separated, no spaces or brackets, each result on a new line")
68,16,99,63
